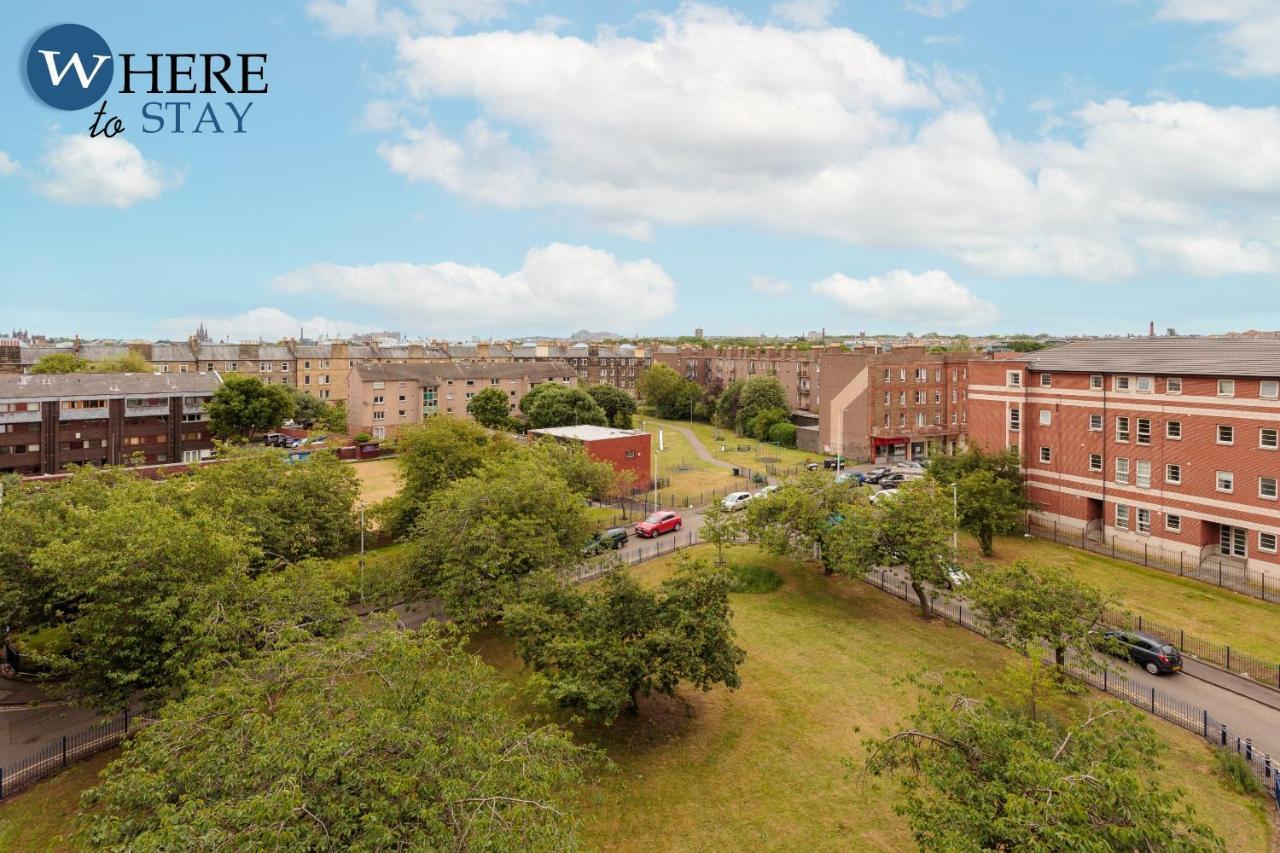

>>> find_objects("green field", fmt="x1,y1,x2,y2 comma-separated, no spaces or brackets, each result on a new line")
645,417,822,473
969,535,1280,661
636,420,743,501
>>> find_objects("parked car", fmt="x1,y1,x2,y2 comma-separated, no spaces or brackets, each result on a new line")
753,485,780,500
263,433,286,447
722,491,754,512
943,565,971,589
1100,630,1183,675
583,527,629,555
898,460,926,470
869,488,899,504
862,467,893,484
822,457,847,470
635,511,682,538
834,470,864,485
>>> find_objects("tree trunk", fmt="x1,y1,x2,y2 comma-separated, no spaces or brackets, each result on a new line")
716,541,724,566
627,689,640,715
978,526,994,557
910,579,932,618
1054,645,1066,668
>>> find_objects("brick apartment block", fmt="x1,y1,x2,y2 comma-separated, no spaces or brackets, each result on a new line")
967,338,1280,579
528,424,652,490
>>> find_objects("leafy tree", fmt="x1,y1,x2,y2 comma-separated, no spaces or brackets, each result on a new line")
928,448,1029,556
504,560,745,724
734,376,789,435
767,421,797,447
586,384,637,429
30,352,89,374
865,670,1222,851
1004,338,1050,352
698,501,741,565
411,455,591,626
750,406,789,441
526,385,608,429
741,471,863,575
714,379,744,429
286,387,345,432
466,385,515,429
517,380,560,415
321,399,348,433
828,480,954,617
636,364,703,419
527,439,615,501
206,374,294,439
91,351,149,373
79,626,596,850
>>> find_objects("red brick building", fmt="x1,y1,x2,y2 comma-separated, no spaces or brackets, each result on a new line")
967,339,1280,579
527,424,652,490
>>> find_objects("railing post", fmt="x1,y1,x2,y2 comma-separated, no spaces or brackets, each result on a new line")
1226,646,1231,671
1221,724,1227,746
124,707,129,735
0,766,4,800
62,736,67,768
1103,669,1108,692
1202,708,1208,739
1150,686,1155,713
1246,738,1253,761
1180,629,1184,650
1137,615,1143,631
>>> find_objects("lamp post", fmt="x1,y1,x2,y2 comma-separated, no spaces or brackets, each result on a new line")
951,482,959,557
358,501,367,605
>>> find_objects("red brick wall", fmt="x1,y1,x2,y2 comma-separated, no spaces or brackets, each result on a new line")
583,432,652,490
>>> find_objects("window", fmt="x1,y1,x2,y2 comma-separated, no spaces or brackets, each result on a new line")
1165,464,1181,485
372,395,384,405
1116,416,1130,442
1262,477,1278,500
1135,460,1151,488
1166,420,1182,439
1039,446,1052,463
1262,428,1278,450
1006,370,1022,387
1216,470,1234,493
1089,453,1103,472
1263,381,1280,400
899,368,906,382
1114,376,1131,392
1136,376,1153,393
1040,373,1052,387
1116,505,1130,529
898,391,907,406
1136,418,1151,445
1136,508,1151,533
1217,425,1234,445
260,362,271,372
1166,514,1181,533
372,411,385,421
1039,409,1051,426
914,390,925,404
916,412,926,427
1090,374,1103,390
1220,525,1246,558
1218,379,1235,397
372,426,385,438
1166,377,1182,395
915,367,926,381
1089,414,1102,431
372,381,385,390
1261,532,1278,554
1115,457,1130,484
883,368,891,382
1009,408,1020,432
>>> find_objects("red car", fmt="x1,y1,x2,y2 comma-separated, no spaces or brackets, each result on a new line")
635,511,682,538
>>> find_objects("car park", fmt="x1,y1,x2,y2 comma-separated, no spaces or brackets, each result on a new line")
1100,630,1182,675
862,467,892,484
583,527,629,555
722,491,754,511
635,511,682,538
834,470,863,485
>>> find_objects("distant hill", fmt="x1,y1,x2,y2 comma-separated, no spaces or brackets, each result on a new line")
570,329,621,342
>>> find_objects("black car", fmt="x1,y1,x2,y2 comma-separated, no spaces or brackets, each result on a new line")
583,527,629,555
1102,630,1182,675
822,456,847,470
878,472,915,488
862,467,892,484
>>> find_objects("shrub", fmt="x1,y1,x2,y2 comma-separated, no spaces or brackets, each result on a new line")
729,562,783,593
1212,749,1267,798
768,422,798,447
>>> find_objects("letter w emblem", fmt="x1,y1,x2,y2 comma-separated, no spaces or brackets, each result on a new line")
37,50,111,89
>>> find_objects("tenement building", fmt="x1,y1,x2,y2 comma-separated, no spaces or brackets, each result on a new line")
967,338,1280,578
0,372,220,476
347,361,578,439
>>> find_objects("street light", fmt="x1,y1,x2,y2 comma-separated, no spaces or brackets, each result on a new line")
358,501,367,605
951,482,959,557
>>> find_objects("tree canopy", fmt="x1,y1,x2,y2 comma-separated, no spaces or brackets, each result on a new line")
30,351,150,374
287,387,347,432
504,560,745,724
927,448,1029,555
466,386,516,429
525,385,608,429
206,374,294,439
741,471,864,575
585,384,637,429
734,376,789,436
79,626,597,851
635,364,703,420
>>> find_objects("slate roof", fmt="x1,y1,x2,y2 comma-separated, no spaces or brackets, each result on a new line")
0,372,222,400
1024,338,1280,377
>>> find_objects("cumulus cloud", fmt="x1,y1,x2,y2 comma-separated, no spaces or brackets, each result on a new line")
0,151,18,176
770,0,838,28
904,0,969,18
157,308,377,342
308,0,510,36
749,274,793,296
813,269,998,329
273,243,677,335
37,135,181,208
1158,1,1280,77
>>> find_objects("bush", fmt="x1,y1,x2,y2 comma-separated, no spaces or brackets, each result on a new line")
1212,749,1267,798
768,422,797,447
353,432,373,443
729,562,783,593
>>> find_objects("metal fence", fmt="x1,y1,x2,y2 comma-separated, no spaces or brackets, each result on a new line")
0,708,139,801
1103,608,1280,691
1028,519,1280,604
565,529,704,583
862,568,1280,800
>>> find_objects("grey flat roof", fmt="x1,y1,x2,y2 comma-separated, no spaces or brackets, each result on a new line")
0,372,222,400
1024,338,1280,377
529,425,647,441
352,360,576,384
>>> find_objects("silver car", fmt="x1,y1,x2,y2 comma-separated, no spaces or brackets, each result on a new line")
721,491,753,511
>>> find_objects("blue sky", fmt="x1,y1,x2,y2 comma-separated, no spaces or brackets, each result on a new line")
2,1,1279,340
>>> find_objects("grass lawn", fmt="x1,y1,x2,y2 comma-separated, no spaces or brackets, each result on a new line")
647,417,820,473
0,748,117,852
474,544,1274,852
636,421,743,501
968,534,1280,661
351,457,401,505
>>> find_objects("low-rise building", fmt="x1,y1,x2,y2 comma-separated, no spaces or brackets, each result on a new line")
528,424,652,490
346,361,578,439
0,372,220,476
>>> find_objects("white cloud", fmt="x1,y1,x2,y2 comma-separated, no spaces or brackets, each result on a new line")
37,135,181,208
923,33,964,45
349,6,1280,280
1158,1,1280,77
812,269,998,329
903,0,969,18
157,308,377,342
308,0,511,36
273,243,677,335
0,151,18,176
749,274,792,296
770,0,838,28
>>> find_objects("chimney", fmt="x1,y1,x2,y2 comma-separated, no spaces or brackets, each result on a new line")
1148,321,1155,337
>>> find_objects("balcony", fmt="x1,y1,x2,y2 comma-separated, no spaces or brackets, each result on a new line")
126,404,169,418
0,410,41,424
59,408,109,422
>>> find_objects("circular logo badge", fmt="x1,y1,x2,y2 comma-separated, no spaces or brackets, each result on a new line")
26,24,114,111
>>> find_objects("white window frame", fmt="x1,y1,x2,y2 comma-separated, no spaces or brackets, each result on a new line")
1089,453,1103,472
1135,460,1151,489
1115,505,1130,529
1216,470,1234,493
1217,424,1234,445
1218,379,1235,397
1261,477,1278,501
1006,370,1022,388
1136,418,1151,446
1114,376,1132,392
1136,508,1151,534
1009,408,1020,432
1165,463,1181,485
1115,416,1130,443
1090,374,1103,390
1088,413,1102,431
1166,420,1181,440
1165,514,1181,533
1115,457,1130,484
1166,377,1182,395
1039,409,1051,426
1263,380,1280,400
1262,428,1279,450
1135,376,1153,393
1039,446,1052,463
1261,532,1278,554
1040,373,1052,387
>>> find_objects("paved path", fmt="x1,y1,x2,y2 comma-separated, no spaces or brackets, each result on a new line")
667,425,736,470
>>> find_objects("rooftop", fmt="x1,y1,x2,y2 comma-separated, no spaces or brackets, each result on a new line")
528,425,648,441
1022,338,1280,377
352,360,576,384
0,372,222,400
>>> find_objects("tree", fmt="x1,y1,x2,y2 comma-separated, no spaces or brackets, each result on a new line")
828,480,954,617
467,386,515,429
865,670,1222,851
586,384,637,429
206,374,294,439
735,376,788,435
527,439,615,501
91,351,149,373
526,385,608,429
635,364,703,419
741,471,863,575
411,455,591,626
767,421,797,447
286,386,346,430
714,379,744,429
928,448,1029,556
79,626,596,850
698,501,741,565
321,399,348,433
750,406,789,442
504,560,745,724
30,352,89,374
